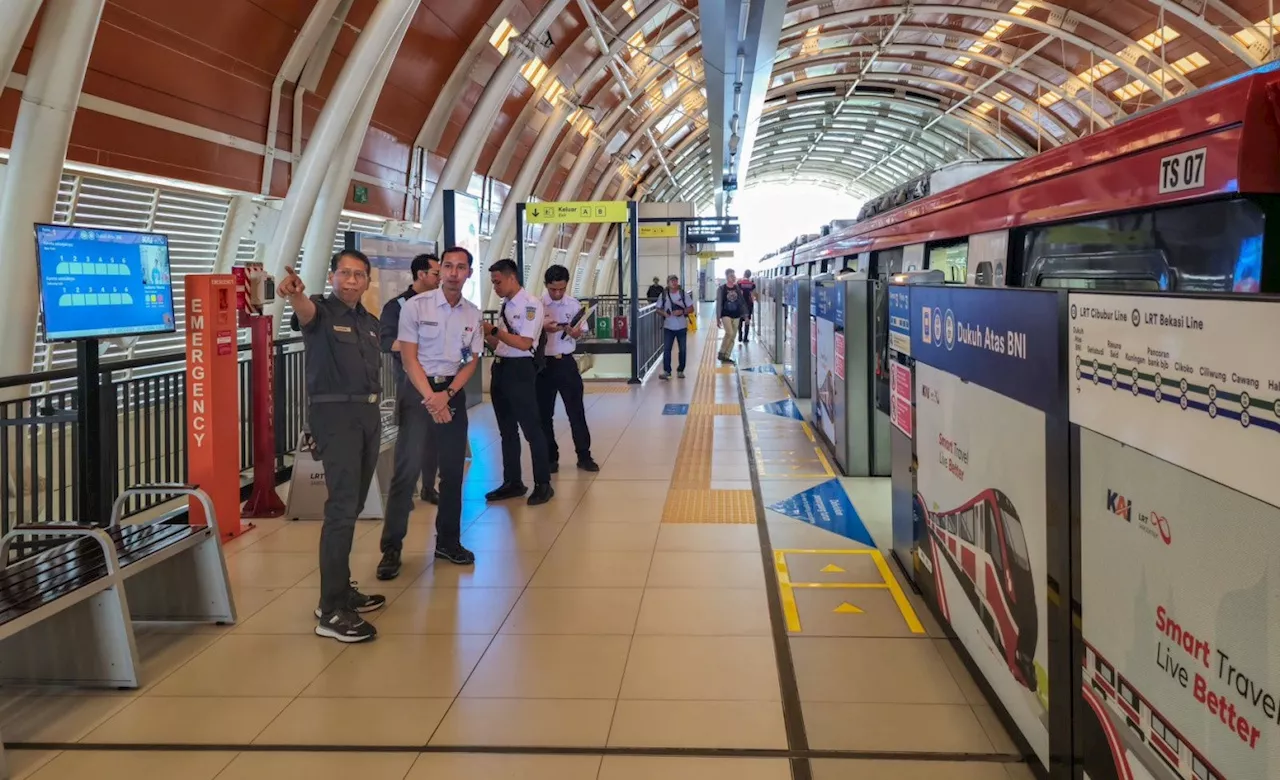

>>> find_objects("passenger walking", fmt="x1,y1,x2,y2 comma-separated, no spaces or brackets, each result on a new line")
536,264,600,473
737,269,757,344
280,252,386,644
716,268,746,363
657,275,693,380
379,253,442,504
484,259,555,506
377,247,483,580
646,276,664,300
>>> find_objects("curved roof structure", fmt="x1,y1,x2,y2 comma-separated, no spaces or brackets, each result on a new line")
2,0,1276,224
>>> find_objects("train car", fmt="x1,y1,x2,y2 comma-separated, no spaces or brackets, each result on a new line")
1082,642,1223,780
919,488,1038,691
758,62,1280,294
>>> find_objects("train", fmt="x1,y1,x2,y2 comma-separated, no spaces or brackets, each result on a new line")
1082,642,1223,780
919,488,1038,691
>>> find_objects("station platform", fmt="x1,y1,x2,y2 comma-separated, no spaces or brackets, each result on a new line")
0,318,1033,780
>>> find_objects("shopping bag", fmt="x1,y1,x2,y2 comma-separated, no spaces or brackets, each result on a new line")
687,311,698,332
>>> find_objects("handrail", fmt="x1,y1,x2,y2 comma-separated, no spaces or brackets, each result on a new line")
0,336,304,391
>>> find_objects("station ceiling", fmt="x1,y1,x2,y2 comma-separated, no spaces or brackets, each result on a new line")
6,0,1275,217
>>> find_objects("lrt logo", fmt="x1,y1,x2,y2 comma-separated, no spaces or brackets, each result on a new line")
1106,489,1172,545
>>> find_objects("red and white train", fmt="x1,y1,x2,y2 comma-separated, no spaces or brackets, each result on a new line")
1082,642,1223,780
920,488,1038,691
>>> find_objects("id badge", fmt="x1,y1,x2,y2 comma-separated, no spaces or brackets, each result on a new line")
460,344,473,363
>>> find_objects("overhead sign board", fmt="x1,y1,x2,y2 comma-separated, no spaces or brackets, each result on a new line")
638,224,679,239
697,250,733,259
686,218,741,244
526,201,628,224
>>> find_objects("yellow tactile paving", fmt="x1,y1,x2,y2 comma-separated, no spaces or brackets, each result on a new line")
584,384,635,394
687,403,741,416
661,489,758,524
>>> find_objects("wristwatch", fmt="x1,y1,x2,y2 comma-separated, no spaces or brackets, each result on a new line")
445,388,457,398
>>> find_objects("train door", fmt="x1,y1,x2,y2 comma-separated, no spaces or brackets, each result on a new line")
967,230,1009,286
927,240,969,283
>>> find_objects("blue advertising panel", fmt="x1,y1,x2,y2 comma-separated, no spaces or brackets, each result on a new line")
812,280,844,322
888,285,911,355
911,286,1061,412
783,279,798,307
34,224,176,341
768,479,875,547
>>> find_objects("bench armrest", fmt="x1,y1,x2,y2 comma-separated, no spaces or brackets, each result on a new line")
109,484,216,530
1,525,123,576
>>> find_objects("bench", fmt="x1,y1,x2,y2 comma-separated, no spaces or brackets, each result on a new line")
0,484,237,691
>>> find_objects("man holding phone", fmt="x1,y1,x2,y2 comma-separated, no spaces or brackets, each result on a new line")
657,274,693,380
536,264,599,473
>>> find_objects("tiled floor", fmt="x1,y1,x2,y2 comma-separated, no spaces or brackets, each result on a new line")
1,319,1034,779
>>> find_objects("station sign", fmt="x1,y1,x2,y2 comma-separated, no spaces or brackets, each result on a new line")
526,200,628,224
686,218,741,244
638,224,679,238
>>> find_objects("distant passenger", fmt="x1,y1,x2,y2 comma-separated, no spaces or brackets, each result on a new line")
646,276,664,301
657,274,693,380
715,268,746,363
737,269,757,345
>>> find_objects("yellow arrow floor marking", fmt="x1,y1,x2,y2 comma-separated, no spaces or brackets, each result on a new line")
834,602,864,614
820,564,845,573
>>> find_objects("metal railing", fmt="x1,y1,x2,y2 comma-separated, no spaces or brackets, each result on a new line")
634,303,664,379
0,337,311,533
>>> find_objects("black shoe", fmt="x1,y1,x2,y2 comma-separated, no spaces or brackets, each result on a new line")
549,461,560,474
485,482,528,501
376,550,401,581
315,581,387,617
315,609,377,643
528,483,555,506
434,543,475,566
419,487,439,505
577,458,600,472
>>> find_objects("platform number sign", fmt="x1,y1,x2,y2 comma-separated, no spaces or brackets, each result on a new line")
1158,147,1206,194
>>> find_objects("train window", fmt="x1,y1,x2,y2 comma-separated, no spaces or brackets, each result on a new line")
996,493,1032,570
958,509,975,544
873,247,905,281
929,243,969,282
1095,656,1116,686
1152,714,1182,753
1118,678,1139,710
1191,754,1213,780
1020,198,1265,292
984,508,1000,561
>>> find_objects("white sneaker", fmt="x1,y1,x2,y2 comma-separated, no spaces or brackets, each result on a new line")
659,373,670,380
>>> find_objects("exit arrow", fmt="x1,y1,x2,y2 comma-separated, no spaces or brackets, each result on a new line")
834,602,864,614
820,564,845,573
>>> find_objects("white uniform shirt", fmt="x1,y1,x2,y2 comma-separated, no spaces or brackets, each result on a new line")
495,287,544,358
397,288,483,377
542,292,582,356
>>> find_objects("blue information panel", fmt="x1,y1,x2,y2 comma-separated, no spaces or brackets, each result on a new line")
35,224,176,341
812,280,844,322
910,286,1062,412
662,403,689,416
768,479,875,547
888,285,911,355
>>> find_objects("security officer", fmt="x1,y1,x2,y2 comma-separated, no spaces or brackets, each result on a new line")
377,246,483,579
537,264,598,473
379,253,441,503
484,258,554,505
279,251,386,644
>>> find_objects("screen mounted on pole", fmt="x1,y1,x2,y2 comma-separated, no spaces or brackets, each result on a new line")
34,224,177,342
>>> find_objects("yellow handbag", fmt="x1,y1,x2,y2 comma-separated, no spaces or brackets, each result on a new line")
687,310,698,332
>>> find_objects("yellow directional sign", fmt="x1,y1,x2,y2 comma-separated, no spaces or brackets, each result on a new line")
698,250,734,259
834,602,864,614
820,564,846,573
639,224,679,239
526,201,628,224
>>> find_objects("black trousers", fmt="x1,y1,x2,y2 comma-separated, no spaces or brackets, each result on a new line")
309,402,381,614
536,355,591,464
393,363,438,489
739,311,752,342
491,358,551,485
382,380,468,553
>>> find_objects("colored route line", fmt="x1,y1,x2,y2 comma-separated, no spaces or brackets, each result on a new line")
773,549,925,635
1077,359,1280,434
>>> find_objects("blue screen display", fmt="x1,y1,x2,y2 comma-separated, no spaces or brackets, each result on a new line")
35,224,176,341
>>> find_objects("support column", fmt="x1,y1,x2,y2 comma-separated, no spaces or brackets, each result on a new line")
0,0,42,89
298,8,414,296
263,0,417,324
0,0,106,379
417,0,571,244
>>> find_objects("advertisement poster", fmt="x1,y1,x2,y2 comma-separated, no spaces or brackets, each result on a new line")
912,286,1062,770
814,316,837,445
1068,294,1280,509
783,302,796,384
1070,293,1280,780
890,361,912,438
1078,428,1280,780
889,285,911,356
353,234,436,315
835,332,846,380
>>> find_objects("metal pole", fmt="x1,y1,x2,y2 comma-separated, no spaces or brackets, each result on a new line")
75,340,102,523
616,224,625,301
628,203,641,384
516,204,526,285
0,0,42,89
0,0,106,381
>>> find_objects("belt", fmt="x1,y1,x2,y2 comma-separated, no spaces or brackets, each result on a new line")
311,393,378,404
546,354,575,359
493,356,532,364
428,375,455,385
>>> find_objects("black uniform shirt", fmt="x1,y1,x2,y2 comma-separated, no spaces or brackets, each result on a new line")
379,285,418,377
296,294,382,399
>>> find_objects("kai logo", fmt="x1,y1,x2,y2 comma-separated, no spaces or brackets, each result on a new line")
1106,489,1132,522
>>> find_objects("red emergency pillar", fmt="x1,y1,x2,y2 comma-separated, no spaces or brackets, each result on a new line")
185,275,248,540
